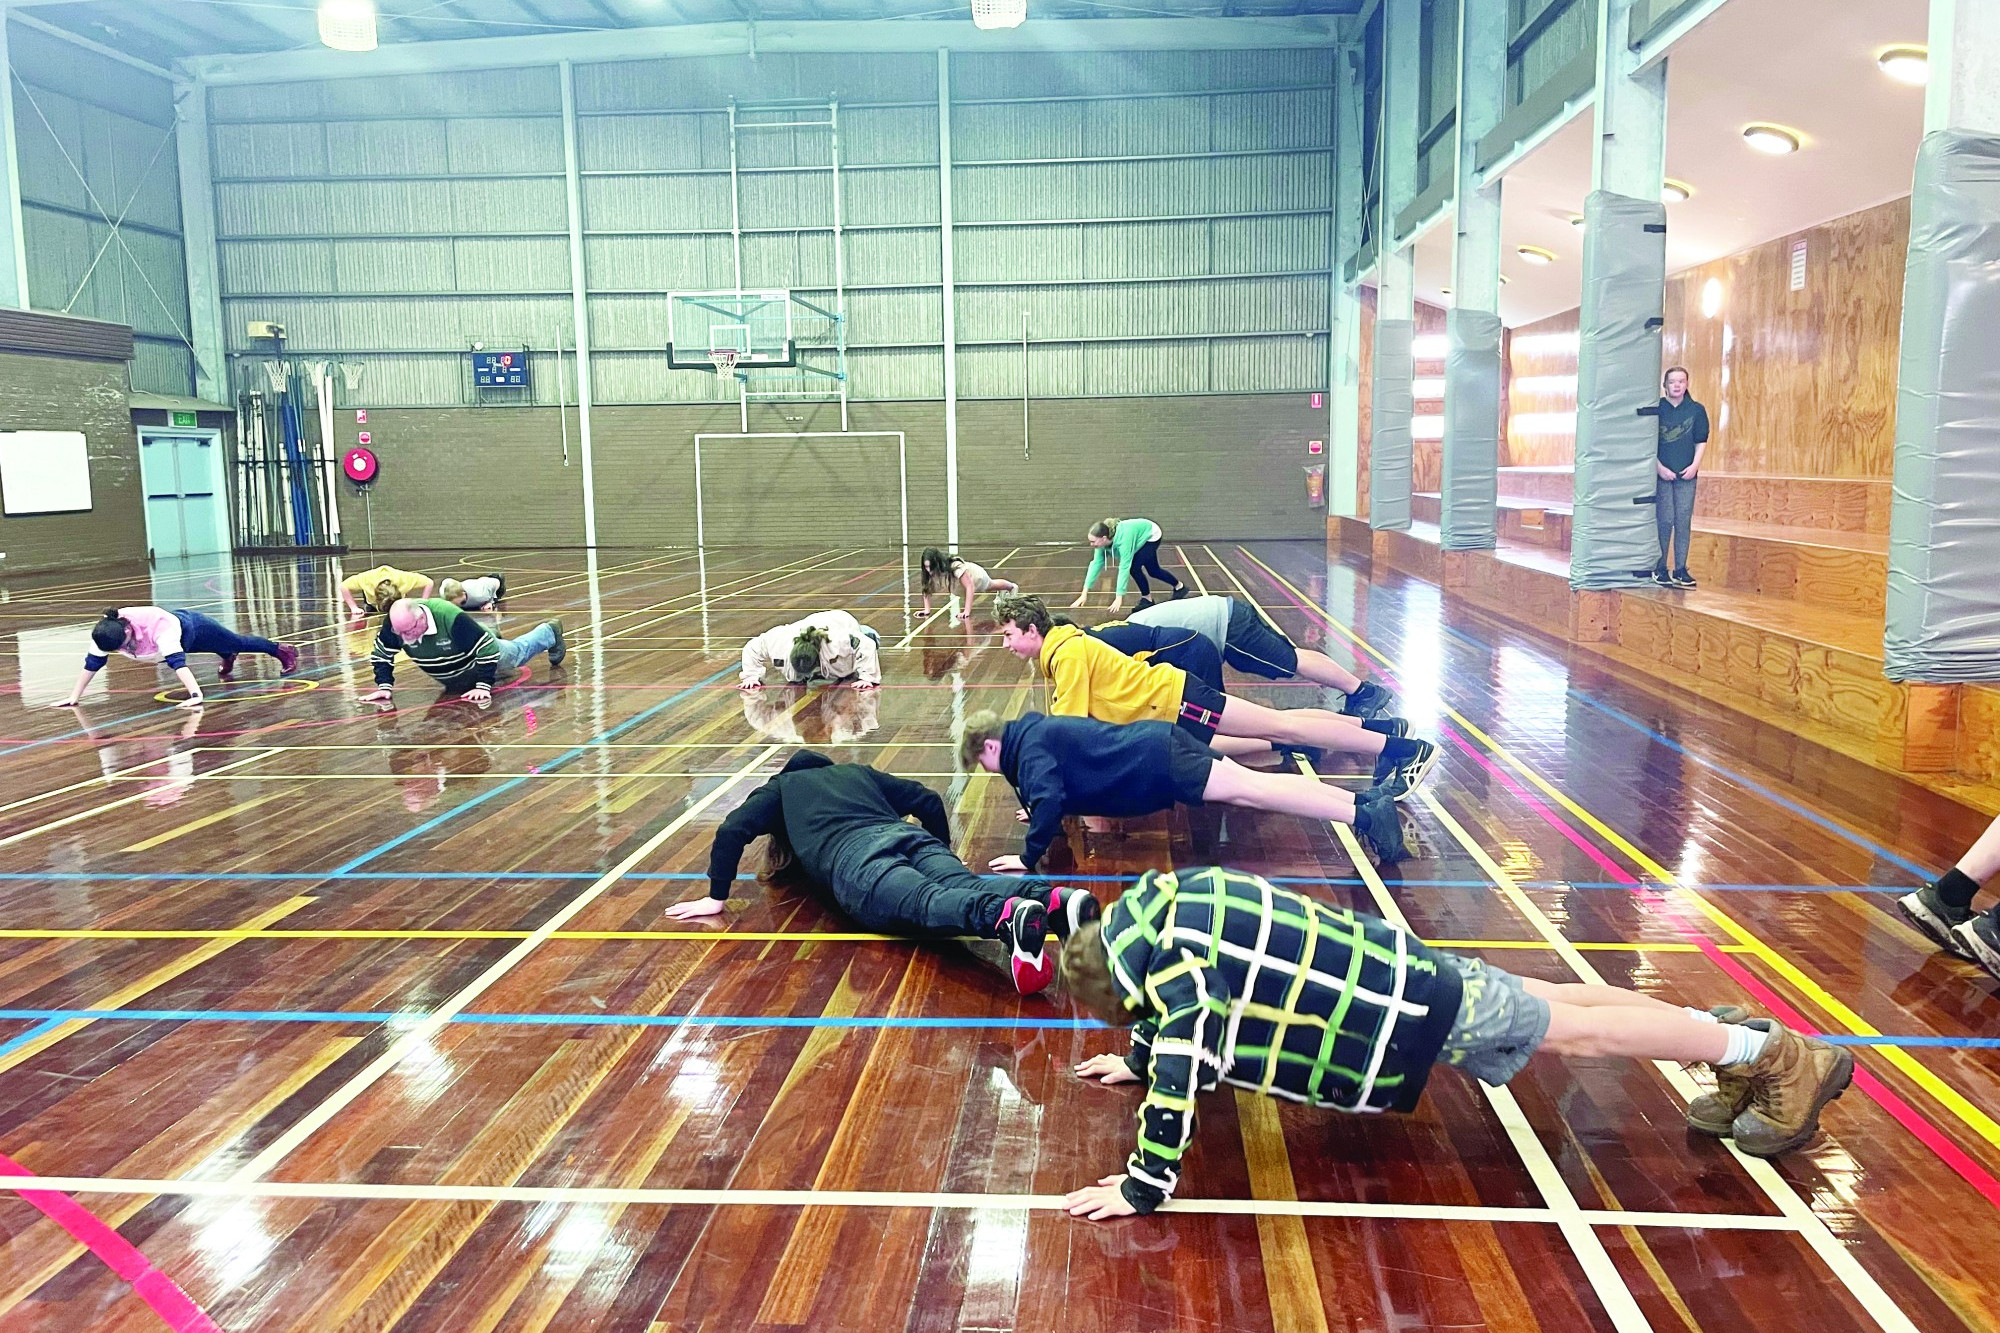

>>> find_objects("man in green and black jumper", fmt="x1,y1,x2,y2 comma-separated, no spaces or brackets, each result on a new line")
1654,365,1711,588
359,597,566,706
1056,867,1854,1219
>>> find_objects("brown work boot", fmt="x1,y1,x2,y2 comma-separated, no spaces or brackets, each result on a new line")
1727,1023,1854,1157
1684,1011,1763,1137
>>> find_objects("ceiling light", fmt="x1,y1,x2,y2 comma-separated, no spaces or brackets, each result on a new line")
1438,288,1451,296
970,0,1027,29
1516,245,1557,266
1877,45,1928,86
317,0,377,51
1569,214,1585,230
1742,123,1803,156
1661,178,1693,204
1498,274,1509,285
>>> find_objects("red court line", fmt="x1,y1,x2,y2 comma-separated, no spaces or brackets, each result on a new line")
0,1153,219,1331
1245,554,2000,1212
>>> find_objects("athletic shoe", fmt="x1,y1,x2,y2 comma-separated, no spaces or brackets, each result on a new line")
1362,716,1410,740
1354,792,1411,865
1376,740,1439,802
1132,597,1156,612
1671,570,1698,589
997,897,1054,994
1896,885,1973,959
1685,1013,1767,1137
217,654,239,681
1342,680,1395,719
1651,568,1674,587
1170,586,1190,601
1950,910,2000,982
546,619,568,669
1728,1023,1854,1157
275,644,300,675
491,572,508,606
1046,885,1101,943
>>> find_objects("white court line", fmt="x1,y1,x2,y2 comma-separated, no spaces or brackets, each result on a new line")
0,1175,1801,1229
0,750,184,817
228,742,784,1182
1175,544,1209,596
1417,792,1923,1333
0,749,284,850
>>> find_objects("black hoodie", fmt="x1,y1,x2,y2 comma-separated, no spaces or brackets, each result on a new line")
998,713,1191,872
705,751,952,898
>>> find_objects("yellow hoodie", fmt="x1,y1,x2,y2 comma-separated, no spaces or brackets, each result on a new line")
1037,622,1187,724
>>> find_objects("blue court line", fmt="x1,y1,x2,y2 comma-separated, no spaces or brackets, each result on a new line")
1423,618,1938,883
331,663,739,874
0,1017,67,1060
0,871,1914,895
4,1007,1996,1046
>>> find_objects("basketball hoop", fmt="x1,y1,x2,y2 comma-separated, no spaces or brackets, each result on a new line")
262,360,288,394
339,361,367,400
708,348,742,379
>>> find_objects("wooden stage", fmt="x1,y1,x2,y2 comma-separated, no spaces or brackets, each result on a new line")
0,541,1996,1332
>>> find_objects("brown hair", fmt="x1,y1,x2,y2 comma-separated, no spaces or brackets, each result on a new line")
1059,922,1136,1025
995,592,1052,637
788,625,830,679
920,547,953,594
957,708,1006,771
1089,519,1116,541
1663,365,1690,386
753,827,807,890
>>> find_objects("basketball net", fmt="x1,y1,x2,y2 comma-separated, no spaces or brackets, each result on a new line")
708,348,741,379
261,360,288,394
339,361,367,399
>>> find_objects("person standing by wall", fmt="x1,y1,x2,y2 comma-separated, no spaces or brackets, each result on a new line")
1653,366,1711,589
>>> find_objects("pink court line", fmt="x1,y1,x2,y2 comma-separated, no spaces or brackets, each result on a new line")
0,1153,219,1332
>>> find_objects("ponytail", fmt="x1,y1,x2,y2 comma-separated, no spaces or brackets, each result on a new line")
788,626,831,680
91,610,130,654
1089,519,1116,541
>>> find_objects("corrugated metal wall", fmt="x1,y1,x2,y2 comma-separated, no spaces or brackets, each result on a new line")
7,21,192,396
206,44,1332,407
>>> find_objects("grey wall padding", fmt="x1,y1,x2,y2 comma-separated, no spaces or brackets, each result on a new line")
1369,317,1414,530
1884,130,2000,683
1569,189,1668,590
1442,308,1503,550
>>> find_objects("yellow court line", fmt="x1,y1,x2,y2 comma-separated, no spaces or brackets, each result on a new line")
119,791,295,853
0,748,283,850
0,926,1752,950
1234,545,2000,1160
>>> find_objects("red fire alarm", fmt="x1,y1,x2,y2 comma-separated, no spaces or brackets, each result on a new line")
343,447,379,485
1310,392,1324,409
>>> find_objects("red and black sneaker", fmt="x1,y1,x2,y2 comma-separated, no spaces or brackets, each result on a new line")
997,897,1053,994
1046,885,1101,943
275,643,300,675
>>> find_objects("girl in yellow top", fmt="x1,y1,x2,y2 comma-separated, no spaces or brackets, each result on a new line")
341,565,434,617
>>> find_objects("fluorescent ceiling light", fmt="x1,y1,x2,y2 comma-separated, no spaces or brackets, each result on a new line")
1569,214,1585,230
318,0,377,51
971,0,1027,29
1742,123,1803,156
1516,245,1557,266
1877,46,1928,86
1662,178,1693,203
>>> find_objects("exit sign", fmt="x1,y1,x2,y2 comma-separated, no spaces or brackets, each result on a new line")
171,411,198,427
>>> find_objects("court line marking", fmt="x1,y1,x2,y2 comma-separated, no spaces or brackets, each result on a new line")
1235,549,1920,1332
229,743,783,1182
1233,545,2000,1166
0,748,283,851
118,791,294,853
0,1174,1810,1230
0,749,181,817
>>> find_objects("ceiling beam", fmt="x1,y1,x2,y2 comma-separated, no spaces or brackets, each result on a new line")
191,13,1342,83
6,10,176,79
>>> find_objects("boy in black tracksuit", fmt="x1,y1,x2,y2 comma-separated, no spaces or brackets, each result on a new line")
662,751,1096,992
1074,619,1224,692
958,711,1411,872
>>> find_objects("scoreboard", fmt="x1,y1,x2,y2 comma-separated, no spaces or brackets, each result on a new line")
471,350,529,388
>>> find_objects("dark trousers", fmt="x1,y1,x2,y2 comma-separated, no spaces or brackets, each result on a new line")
818,823,1042,939
1129,539,1184,597
174,610,282,659
1653,476,1697,574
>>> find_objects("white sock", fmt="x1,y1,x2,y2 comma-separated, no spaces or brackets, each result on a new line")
1683,1007,1720,1024
1719,1023,1771,1067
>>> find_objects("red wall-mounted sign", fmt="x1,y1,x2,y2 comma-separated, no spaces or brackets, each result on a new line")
343,447,379,485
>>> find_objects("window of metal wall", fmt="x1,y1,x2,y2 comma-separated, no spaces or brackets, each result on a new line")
1506,0,1595,112
1414,0,1460,197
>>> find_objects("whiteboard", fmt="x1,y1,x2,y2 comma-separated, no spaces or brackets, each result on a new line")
0,430,93,515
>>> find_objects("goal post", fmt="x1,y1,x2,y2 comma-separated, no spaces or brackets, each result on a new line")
692,431,907,549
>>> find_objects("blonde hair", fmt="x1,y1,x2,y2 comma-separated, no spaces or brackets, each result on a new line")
957,709,1006,772
440,577,467,605
1059,922,1136,1025
371,579,401,611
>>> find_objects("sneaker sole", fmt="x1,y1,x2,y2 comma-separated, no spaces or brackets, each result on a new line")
1735,1050,1855,1158
1952,919,2000,979
1897,893,1973,960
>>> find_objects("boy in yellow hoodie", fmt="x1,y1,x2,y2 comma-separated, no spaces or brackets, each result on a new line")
994,594,1436,797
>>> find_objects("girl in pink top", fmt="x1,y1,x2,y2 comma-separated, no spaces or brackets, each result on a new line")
59,607,298,710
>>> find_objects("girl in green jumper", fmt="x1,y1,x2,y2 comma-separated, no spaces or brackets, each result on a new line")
1069,517,1189,613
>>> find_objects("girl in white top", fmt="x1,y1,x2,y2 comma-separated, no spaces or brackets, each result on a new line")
920,547,1019,622
740,610,882,690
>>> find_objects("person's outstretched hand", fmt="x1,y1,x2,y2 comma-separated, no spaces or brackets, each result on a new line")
664,897,727,921
1063,1176,1137,1221
1075,1053,1139,1085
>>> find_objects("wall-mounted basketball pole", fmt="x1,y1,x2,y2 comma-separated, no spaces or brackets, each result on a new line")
937,47,960,548
559,59,599,549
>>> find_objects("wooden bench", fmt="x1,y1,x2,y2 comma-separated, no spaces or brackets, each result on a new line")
1410,492,1572,550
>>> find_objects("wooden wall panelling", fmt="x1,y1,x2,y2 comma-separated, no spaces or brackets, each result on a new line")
1691,474,1889,533
1504,308,1579,468
1959,685,2000,783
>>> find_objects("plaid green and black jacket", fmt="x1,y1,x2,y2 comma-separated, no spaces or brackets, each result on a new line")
1102,867,1464,1214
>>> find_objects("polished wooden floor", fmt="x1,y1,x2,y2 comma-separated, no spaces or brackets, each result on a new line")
0,540,1995,1332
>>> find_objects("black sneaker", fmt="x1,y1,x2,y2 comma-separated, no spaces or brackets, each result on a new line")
1380,740,1439,802
1047,885,1100,942
1355,794,1411,865
545,618,568,669
1362,715,1410,740
997,897,1053,994
1671,570,1697,589
491,572,508,606
1950,910,2000,982
1651,568,1674,587
1170,585,1190,600
1342,680,1395,719
1897,885,1973,959
1132,597,1156,612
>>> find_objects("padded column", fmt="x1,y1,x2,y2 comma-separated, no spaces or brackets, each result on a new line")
1441,308,1503,550
1569,189,1667,590
1368,318,1414,530
1885,130,2000,681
